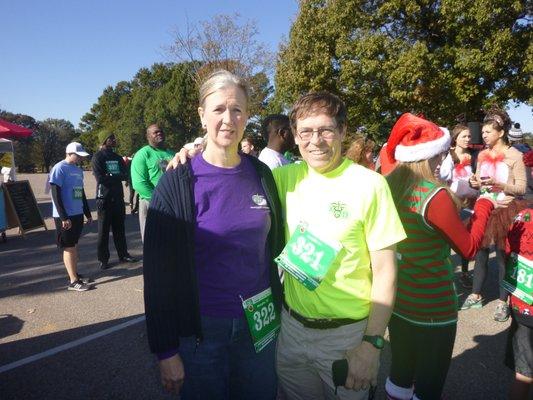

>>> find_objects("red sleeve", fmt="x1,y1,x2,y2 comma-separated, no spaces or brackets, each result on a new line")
425,189,494,259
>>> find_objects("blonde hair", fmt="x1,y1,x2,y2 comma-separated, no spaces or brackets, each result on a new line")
198,70,250,109
386,159,459,209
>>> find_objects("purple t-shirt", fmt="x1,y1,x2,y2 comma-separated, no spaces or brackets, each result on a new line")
191,154,271,317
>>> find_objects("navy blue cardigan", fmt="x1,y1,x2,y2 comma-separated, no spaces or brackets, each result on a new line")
143,155,284,353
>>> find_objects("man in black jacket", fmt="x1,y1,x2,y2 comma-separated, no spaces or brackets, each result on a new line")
92,132,137,269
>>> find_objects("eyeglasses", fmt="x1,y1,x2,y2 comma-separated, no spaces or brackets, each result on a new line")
296,126,338,142
153,130,163,134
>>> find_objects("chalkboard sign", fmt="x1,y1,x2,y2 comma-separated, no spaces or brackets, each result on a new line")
2,180,46,235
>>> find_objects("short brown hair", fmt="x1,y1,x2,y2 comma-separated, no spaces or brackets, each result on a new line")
289,92,347,133
242,134,261,149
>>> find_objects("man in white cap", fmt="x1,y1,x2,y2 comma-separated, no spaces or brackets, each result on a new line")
49,142,93,291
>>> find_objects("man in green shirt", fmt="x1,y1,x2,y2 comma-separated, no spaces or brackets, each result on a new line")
131,124,175,240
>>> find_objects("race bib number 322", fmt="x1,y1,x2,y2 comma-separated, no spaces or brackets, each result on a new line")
242,288,280,353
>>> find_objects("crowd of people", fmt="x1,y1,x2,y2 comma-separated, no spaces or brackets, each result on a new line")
48,69,532,399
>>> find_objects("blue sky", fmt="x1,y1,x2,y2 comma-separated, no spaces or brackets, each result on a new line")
1,0,531,132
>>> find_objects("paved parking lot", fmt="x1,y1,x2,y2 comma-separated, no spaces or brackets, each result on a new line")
0,173,514,399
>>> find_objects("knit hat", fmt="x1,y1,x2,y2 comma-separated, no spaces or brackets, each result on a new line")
508,123,523,142
98,130,115,145
386,113,451,163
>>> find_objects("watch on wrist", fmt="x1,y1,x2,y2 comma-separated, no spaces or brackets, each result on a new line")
362,335,385,349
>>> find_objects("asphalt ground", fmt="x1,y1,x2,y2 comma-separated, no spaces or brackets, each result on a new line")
0,173,514,399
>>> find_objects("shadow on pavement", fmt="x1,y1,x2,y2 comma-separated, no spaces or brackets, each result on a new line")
446,329,513,399
0,315,175,400
0,314,24,340
0,263,143,300
0,214,143,300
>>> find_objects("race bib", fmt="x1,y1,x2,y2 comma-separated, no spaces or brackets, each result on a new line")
275,224,341,290
242,288,280,353
72,187,83,200
502,252,533,305
479,186,507,201
105,160,120,175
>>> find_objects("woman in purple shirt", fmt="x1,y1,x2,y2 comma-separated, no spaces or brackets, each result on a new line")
143,70,284,400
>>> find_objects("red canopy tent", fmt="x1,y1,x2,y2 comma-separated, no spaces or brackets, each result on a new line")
0,119,32,139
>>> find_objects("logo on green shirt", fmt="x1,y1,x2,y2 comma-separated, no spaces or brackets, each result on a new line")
329,201,348,219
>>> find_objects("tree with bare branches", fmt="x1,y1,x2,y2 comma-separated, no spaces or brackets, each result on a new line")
166,13,274,118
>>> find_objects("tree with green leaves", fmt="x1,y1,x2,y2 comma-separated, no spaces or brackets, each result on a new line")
31,119,77,172
275,0,532,142
0,111,38,172
79,62,200,156
0,112,78,172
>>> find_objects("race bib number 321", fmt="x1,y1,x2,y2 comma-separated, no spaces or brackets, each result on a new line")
275,224,341,290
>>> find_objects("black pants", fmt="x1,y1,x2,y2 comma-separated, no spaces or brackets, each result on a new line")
473,247,508,301
97,198,128,263
389,314,457,400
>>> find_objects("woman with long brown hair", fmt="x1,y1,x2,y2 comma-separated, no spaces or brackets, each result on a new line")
461,107,528,322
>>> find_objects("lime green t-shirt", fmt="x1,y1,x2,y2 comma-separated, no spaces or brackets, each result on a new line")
273,158,406,320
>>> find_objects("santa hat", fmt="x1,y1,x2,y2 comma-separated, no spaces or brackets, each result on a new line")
386,113,450,163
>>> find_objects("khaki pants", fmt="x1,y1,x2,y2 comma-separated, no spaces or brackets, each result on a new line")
276,309,369,400
138,198,150,242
